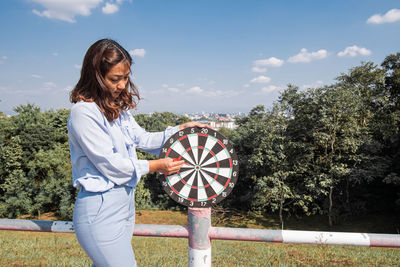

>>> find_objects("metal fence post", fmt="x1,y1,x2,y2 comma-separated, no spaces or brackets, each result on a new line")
188,207,211,267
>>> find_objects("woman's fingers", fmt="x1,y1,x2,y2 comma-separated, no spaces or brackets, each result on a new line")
165,160,185,175
152,158,185,175
179,121,213,130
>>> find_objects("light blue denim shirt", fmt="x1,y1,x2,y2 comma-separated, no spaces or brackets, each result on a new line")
67,102,179,192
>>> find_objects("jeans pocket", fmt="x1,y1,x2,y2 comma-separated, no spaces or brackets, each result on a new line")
89,193,104,224
73,191,105,225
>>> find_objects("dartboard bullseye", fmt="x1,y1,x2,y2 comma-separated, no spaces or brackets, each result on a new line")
159,127,239,207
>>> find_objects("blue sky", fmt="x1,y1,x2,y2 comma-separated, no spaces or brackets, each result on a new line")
0,1,399,115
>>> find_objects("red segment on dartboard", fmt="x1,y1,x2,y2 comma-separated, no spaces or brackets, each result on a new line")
158,127,239,208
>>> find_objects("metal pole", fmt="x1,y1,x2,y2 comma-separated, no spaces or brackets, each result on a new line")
0,218,399,248
188,207,212,267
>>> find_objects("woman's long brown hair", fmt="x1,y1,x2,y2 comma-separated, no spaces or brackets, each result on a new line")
70,39,140,121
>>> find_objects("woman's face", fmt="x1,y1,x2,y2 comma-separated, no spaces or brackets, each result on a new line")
104,61,131,99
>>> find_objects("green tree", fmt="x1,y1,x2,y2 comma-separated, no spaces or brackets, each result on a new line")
27,143,74,219
0,136,33,217
249,104,295,227
380,53,400,207
229,105,267,210
134,112,189,132
279,85,323,217
313,86,368,226
0,105,73,218
278,82,373,226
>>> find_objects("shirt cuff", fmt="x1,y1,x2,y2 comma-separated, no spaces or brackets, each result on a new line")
135,159,150,177
165,125,180,138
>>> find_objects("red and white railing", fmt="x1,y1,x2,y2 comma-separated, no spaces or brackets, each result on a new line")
1,208,399,267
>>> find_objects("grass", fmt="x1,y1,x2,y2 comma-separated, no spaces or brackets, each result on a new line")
0,210,399,266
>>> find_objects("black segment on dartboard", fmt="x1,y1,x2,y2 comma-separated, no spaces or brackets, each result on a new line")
199,171,218,198
171,178,185,192
178,170,195,183
180,165,195,172
199,141,225,166
158,127,238,207
178,136,196,164
165,149,181,161
188,173,199,200
191,172,199,188
202,169,230,187
197,134,208,164
203,158,231,168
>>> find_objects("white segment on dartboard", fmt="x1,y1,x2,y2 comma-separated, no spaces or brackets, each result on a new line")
178,169,196,183
178,170,197,198
167,173,181,186
168,169,194,186
201,170,225,194
201,148,230,167
200,154,217,167
216,168,232,178
200,167,219,176
214,149,231,163
197,174,208,200
187,134,199,164
199,136,218,164
201,167,232,180
191,148,200,166
171,140,196,165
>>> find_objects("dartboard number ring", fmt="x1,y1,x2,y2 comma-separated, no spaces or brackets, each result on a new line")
158,127,239,207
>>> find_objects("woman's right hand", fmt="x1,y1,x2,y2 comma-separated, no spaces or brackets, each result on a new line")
148,158,185,175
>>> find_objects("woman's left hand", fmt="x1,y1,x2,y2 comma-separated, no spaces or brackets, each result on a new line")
178,121,212,130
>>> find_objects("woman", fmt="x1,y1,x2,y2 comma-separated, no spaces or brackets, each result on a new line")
68,39,208,267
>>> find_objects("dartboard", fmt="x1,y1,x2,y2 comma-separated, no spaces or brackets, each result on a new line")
159,127,239,207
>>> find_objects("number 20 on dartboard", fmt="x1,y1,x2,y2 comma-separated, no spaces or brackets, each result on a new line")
158,127,239,207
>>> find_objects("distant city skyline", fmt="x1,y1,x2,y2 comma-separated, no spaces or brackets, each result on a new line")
0,1,399,115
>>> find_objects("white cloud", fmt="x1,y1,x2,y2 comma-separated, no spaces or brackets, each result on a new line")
31,74,42,79
205,90,223,97
195,89,242,97
254,57,284,67
186,86,204,94
206,90,224,97
102,2,119,14
148,89,164,95
183,86,240,97
64,85,73,91
129,48,146,57
31,0,103,23
288,48,328,63
0,56,7,64
252,57,284,73
162,84,168,88
43,82,57,89
367,9,400,24
243,84,250,88
177,83,185,87
251,66,267,73
168,87,180,93
250,75,271,84
260,85,279,93
301,80,324,90
74,64,82,69
337,45,372,57
52,52,59,56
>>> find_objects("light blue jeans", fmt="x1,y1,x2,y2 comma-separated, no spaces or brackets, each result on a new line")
73,185,136,267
